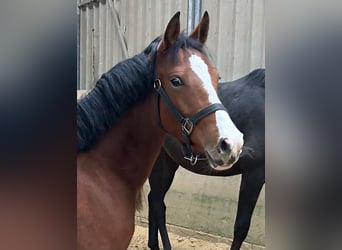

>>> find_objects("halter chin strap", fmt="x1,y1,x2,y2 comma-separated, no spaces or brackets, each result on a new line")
153,78,227,165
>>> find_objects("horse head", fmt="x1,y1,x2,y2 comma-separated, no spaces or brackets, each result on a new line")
151,12,244,169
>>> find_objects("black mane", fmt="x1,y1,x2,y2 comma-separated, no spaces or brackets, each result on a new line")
77,52,154,152
77,33,206,152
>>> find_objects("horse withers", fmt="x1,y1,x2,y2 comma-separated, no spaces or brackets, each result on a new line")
148,69,265,250
77,11,243,250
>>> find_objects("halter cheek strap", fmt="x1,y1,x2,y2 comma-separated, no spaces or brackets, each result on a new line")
153,78,227,165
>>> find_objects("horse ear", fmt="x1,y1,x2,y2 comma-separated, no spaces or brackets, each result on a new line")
158,11,180,52
189,11,209,44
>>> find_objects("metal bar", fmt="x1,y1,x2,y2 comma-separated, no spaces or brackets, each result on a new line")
194,0,201,25
77,3,80,89
188,0,202,33
187,0,194,33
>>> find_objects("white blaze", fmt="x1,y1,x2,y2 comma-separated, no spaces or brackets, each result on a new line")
188,54,243,147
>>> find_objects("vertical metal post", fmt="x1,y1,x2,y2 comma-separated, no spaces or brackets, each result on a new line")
194,0,201,25
187,0,194,33
187,0,202,33
77,1,80,89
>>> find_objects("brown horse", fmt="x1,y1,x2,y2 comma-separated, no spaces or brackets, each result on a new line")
77,12,243,250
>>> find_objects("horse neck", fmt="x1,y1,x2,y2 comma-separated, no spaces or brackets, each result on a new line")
84,93,165,190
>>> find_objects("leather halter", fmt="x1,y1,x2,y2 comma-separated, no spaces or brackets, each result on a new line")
153,78,227,166
150,41,227,165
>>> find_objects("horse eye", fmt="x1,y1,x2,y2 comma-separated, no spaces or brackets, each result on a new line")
170,77,184,87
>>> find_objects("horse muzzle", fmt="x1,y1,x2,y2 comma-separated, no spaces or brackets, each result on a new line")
205,137,243,170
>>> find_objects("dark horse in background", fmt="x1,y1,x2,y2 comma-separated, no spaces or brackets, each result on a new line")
148,68,265,250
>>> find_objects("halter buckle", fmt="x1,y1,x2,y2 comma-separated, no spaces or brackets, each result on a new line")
182,118,193,135
153,79,161,89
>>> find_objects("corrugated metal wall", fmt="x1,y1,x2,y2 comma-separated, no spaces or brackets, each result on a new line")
78,0,264,89
203,0,265,80
78,0,265,87
79,0,124,90
78,0,188,89
118,0,188,57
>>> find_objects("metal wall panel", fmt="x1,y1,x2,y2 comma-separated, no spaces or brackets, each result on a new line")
202,0,265,80
117,0,188,57
78,0,188,89
79,0,119,89
78,0,264,89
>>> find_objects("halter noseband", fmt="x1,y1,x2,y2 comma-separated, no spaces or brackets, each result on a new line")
153,78,227,166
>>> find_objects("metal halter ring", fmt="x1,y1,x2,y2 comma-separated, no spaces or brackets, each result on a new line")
182,118,194,135
184,154,198,165
153,79,161,89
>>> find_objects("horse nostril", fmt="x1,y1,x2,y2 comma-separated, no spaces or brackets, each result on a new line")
219,138,231,153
